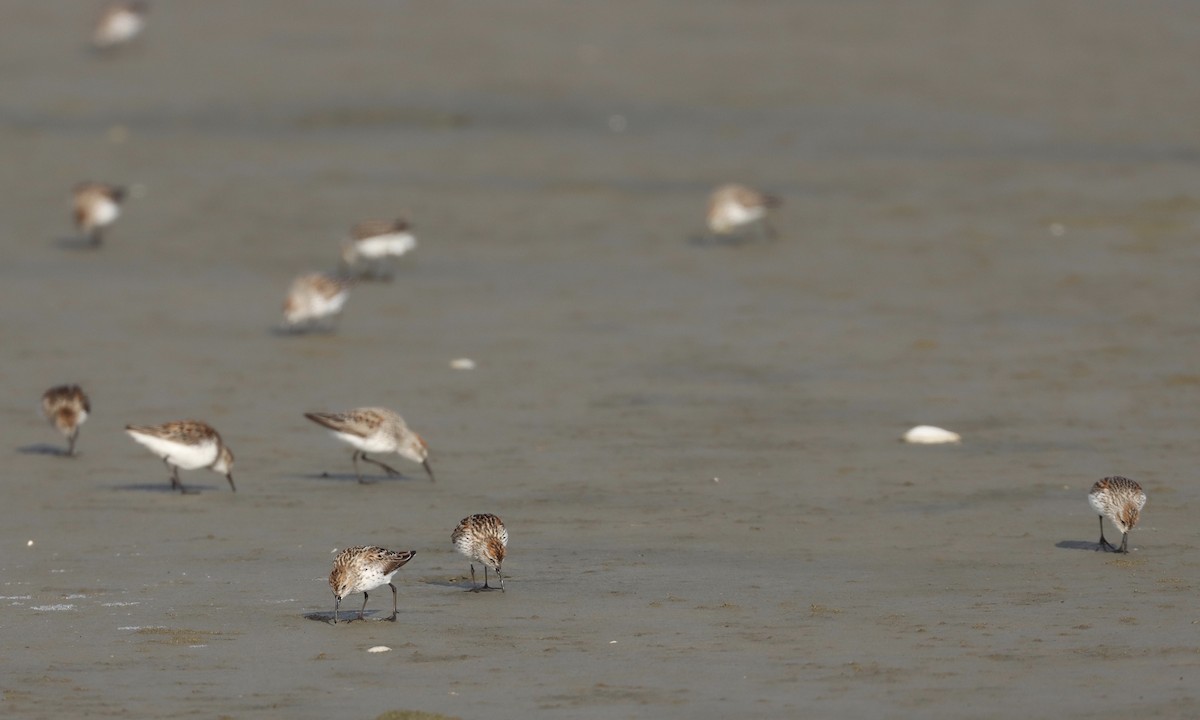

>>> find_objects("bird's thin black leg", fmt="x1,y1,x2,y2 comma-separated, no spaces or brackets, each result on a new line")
360,453,402,477
352,451,366,483
1096,516,1116,551
386,583,398,621
166,460,183,492
359,592,368,621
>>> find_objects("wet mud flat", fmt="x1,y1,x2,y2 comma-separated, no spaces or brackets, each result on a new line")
3,2,1200,718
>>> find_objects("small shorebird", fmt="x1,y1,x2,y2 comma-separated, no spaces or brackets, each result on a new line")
92,1,148,50
304,407,433,483
1088,476,1147,554
340,217,417,281
707,183,782,240
329,546,416,623
125,420,235,493
73,182,126,246
901,425,962,444
41,384,91,456
451,513,507,592
281,273,351,332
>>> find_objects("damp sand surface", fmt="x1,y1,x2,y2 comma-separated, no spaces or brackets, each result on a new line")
3,2,1200,718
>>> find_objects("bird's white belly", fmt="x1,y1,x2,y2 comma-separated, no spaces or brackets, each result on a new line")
352,567,400,594
129,434,219,470
288,290,347,323
310,291,348,317
721,203,764,228
92,200,120,227
332,430,393,453
357,233,416,259
105,14,144,43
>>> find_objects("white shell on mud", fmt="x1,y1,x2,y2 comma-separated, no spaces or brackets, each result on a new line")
367,646,391,653
450,358,476,370
902,425,962,444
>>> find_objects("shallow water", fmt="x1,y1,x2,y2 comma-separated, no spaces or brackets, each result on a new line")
4,2,1200,718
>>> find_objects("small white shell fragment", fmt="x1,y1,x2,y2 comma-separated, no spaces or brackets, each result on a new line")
367,645,391,653
26,540,33,547
450,358,476,370
902,425,962,444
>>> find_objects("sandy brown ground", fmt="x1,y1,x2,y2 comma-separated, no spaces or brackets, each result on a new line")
3,2,1200,718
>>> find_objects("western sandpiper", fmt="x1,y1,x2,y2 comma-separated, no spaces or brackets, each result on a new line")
451,513,507,592
329,546,416,623
902,425,962,444
707,183,781,240
73,182,126,247
281,273,351,332
125,420,235,493
92,2,148,50
1088,476,1146,553
304,407,433,483
340,218,417,281
41,384,91,456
